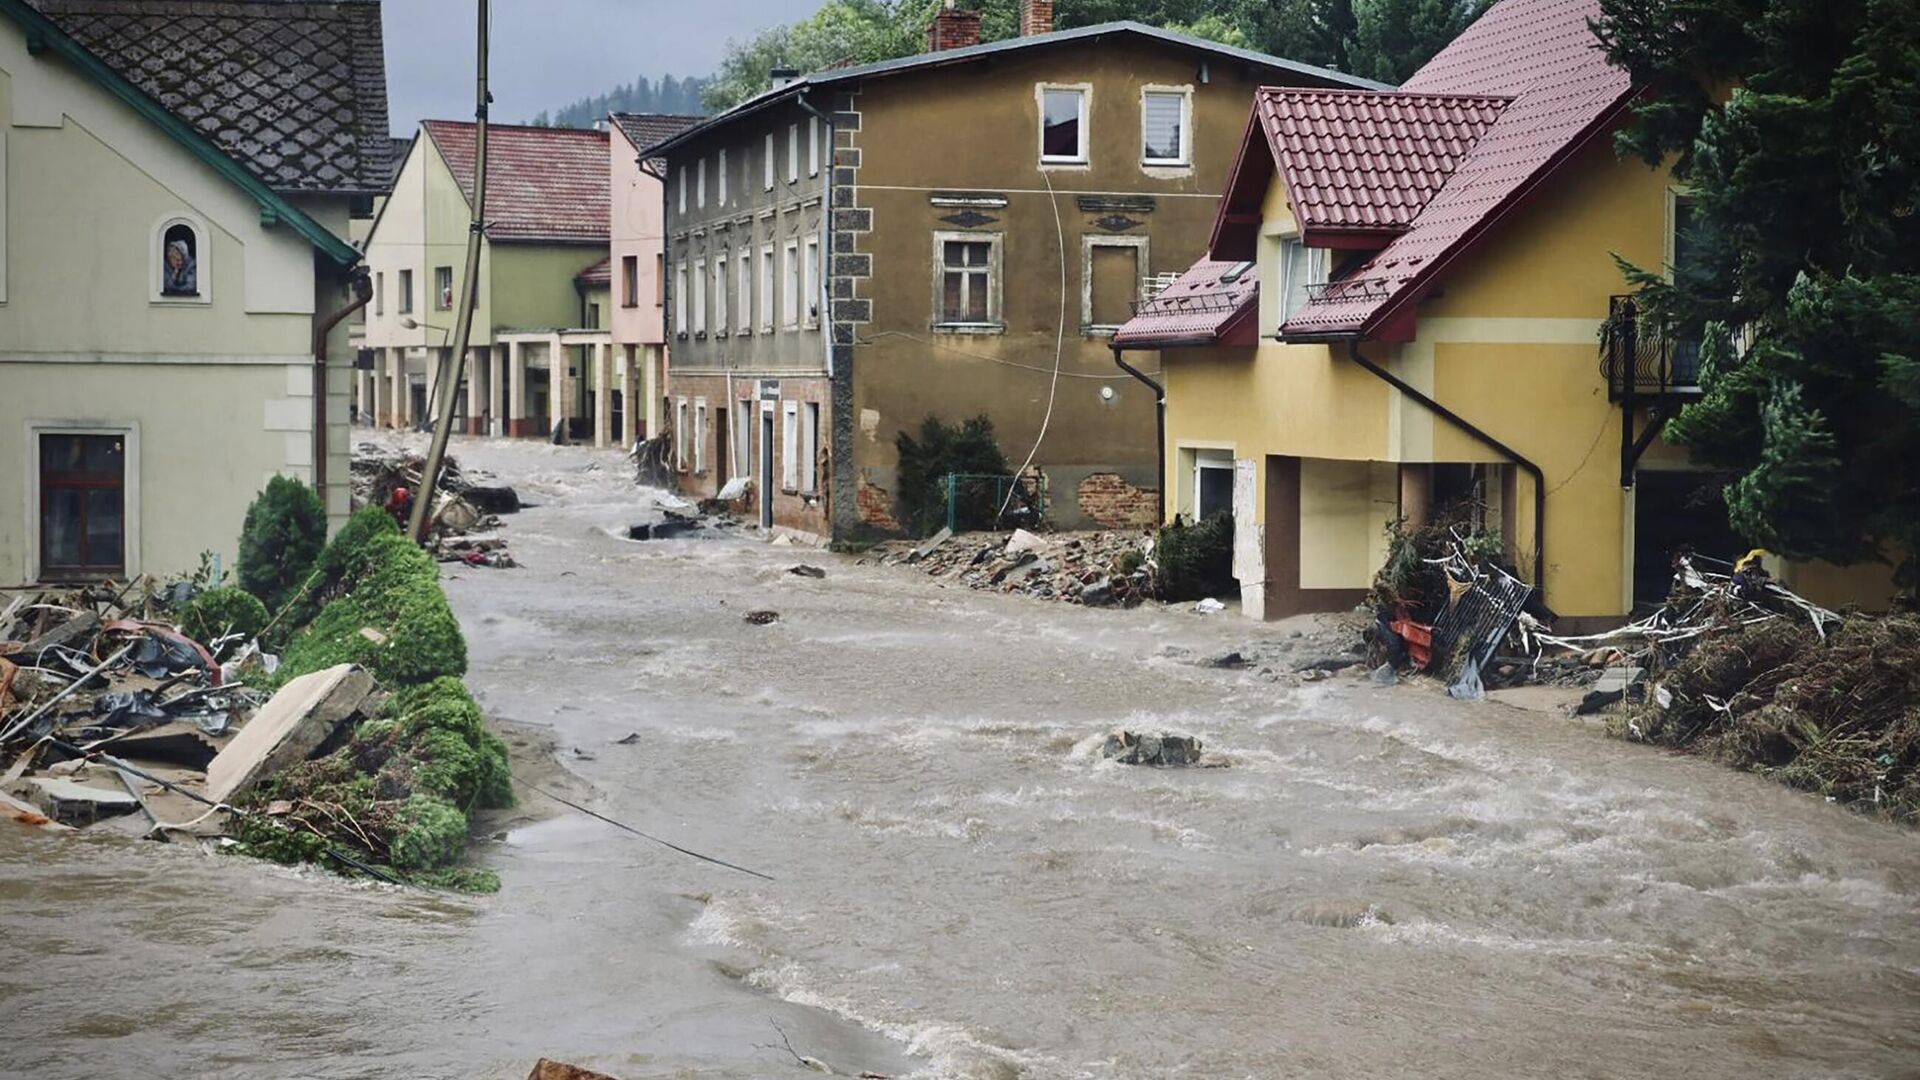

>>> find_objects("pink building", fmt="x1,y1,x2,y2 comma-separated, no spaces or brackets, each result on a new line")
609,113,702,442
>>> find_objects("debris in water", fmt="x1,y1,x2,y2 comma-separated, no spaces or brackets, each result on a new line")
744,610,780,626
613,732,642,745
1289,900,1394,928
1194,598,1226,614
1101,730,1204,766
788,565,827,579
526,1059,623,1080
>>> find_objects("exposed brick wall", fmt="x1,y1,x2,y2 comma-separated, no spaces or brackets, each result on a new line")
927,5,982,51
857,475,902,532
1077,472,1158,528
1020,0,1054,36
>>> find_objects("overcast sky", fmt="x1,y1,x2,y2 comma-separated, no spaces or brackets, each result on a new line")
381,0,808,133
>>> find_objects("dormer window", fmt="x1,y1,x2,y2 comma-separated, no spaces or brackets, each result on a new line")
1278,239,1329,320
154,216,208,303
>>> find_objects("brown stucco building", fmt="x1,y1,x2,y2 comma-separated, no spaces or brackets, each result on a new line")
652,6,1380,539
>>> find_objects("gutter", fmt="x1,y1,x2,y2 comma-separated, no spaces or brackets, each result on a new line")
1344,340,1547,599
1110,345,1166,524
312,269,374,500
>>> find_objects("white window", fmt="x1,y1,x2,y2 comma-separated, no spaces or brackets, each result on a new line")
697,158,707,209
1193,450,1234,522
933,231,1002,329
803,235,821,327
803,402,820,494
718,149,729,205
787,123,799,183
1142,87,1191,166
154,214,210,303
674,397,689,471
694,399,708,474
759,244,776,332
1083,236,1150,333
764,133,775,190
674,260,688,335
374,271,384,316
1038,85,1089,165
692,257,707,335
808,116,820,176
736,396,753,477
782,240,800,329
677,167,686,213
398,267,413,314
781,400,800,491
714,249,729,334
737,249,752,333
1278,239,1330,321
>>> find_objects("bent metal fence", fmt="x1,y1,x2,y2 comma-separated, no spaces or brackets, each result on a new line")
1429,550,1536,698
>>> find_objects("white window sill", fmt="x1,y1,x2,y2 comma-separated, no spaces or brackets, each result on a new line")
933,321,1005,336
1082,325,1120,337
1039,158,1089,170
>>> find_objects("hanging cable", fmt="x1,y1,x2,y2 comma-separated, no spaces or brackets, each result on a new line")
997,167,1068,521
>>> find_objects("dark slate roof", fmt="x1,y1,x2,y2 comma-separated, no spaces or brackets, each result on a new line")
422,121,609,244
650,20,1387,157
31,0,394,196
610,112,703,158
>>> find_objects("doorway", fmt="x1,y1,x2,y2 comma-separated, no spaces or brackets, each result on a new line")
760,406,775,529
1633,469,1745,608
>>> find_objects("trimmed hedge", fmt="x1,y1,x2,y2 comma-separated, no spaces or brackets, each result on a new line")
179,587,269,646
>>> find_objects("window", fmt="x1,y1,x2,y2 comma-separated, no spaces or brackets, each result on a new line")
1142,88,1190,165
622,255,639,307
398,268,414,314
655,253,665,307
375,271,384,316
155,217,207,301
737,249,752,333
1194,451,1234,522
674,261,688,335
1084,236,1149,333
677,167,686,213
714,249,729,334
694,399,709,473
692,257,707,335
759,245,776,332
782,240,800,329
697,158,707,209
587,302,602,330
803,402,820,494
935,233,1001,328
803,235,821,327
1039,86,1088,164
781,400,800,491
675,398,689,471
719,149,729,205
808,116,820,176
38,432,126,578
1277,239,1329,321
736,396,753,477
435,265,454,310
787,123,799,183
764,133,775,190
1670,192,1700,280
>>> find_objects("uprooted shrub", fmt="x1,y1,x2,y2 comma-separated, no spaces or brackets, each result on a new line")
1152,513,1236,601
1616,612,1920,823
178,586,269,646
275,508,466,687
894,414,1015,537
238,475,328,613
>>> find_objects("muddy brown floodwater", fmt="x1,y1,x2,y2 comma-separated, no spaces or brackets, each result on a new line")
5,435,1920,1080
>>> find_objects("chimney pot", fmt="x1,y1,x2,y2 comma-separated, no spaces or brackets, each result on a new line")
926,3,982,52
770,66,800,89
1019,0,1054,37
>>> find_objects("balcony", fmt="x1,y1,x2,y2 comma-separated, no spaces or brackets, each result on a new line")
1601,295,1702,401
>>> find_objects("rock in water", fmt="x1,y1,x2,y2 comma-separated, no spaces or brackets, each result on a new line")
1101,729,1203,766
744,610,780,625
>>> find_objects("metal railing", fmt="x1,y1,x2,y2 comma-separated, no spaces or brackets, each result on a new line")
1601,295,1702,399
1129,290,1246,319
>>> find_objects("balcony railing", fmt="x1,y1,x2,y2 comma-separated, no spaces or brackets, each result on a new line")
1601,295,1702,400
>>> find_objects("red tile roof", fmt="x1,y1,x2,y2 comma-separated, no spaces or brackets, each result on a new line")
422,121,610,245
575,256,611,286
1257,90,1509,238
1278,0,1633,339
1112,260,1260,349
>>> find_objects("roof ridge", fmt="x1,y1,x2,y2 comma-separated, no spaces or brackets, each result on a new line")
423,118,610,137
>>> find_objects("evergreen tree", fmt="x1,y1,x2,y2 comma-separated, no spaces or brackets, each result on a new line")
1593,0,1920,595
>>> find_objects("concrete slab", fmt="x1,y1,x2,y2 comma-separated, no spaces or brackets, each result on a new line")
206,664,374,804
12,775,138,826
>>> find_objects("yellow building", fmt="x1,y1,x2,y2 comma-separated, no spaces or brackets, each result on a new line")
1115,0,1890,625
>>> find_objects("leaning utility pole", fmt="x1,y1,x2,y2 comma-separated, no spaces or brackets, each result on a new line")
410,0,490,543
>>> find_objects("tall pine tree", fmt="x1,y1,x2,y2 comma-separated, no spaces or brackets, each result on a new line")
1593,0,1920,598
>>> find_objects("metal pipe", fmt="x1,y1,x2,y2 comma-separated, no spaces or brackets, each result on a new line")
411,0,490,543
1345,341,1547,599
1111,344,1166,524
312,270,373,500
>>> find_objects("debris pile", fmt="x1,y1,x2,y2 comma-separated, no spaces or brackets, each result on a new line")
868,527,1153,605
352,442,523,569
1100,730,1205,767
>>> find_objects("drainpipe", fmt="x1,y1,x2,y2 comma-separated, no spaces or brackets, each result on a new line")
312,268,374,503
1111,343,1165,524
1345,340,1547,599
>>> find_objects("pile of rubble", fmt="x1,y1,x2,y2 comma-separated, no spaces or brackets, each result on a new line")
353,443,522,569
0,588,385,867
868,527,1153,606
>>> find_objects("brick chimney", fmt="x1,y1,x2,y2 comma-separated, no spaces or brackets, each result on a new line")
927,2,982,52
1019,0,1054,37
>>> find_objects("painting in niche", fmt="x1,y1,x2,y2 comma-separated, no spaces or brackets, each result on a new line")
161,223,198,296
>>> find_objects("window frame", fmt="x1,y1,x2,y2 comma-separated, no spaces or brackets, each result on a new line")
803,235,821,329
434,265,454,310
787,123,799,184
694,398,709,475
673,259,688,338
1275,236,1329,324
152,214,211,305
802,401,820,495
674,397,689,472
697,157,707,209
1140,85,1193,168
759,243,776,333
931,230,1004,333
1081,235,1151,335
692,256,708,337
781,239,801,330
622,255,639,308
25,422,141,582
398,267,414,314
781,400,800,492
736,396,753,478
374,270,384,316
764,133,775,190
737,248,753,335
714,248,730,335
718,149,729,205
1036,84,1091,167
808,116,820,177
677,166,687,213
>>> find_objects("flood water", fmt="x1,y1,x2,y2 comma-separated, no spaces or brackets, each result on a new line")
5,436,1919,1080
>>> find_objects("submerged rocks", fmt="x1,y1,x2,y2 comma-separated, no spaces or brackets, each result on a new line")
1101,730,1204,767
